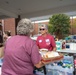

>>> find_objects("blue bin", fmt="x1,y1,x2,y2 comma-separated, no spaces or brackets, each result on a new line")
0,58,3,66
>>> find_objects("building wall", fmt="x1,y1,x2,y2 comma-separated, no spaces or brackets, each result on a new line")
0,18,76,36
3,18,16,36
70,18,76,35
33,23,38,35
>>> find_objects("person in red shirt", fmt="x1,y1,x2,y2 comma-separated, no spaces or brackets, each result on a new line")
36,24,56,75
37,24,56,51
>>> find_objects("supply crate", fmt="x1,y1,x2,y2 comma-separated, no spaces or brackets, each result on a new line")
45,55,74,75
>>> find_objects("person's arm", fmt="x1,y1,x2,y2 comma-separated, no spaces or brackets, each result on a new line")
51,36,56,51
34,60,44,68
36,36,40,49
30,42,45,68
53,47,56,51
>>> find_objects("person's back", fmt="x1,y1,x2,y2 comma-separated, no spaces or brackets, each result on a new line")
2,18,44,75
2,35,40,75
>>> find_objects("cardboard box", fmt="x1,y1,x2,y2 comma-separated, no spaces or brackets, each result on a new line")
0,47,4,58
42,53,64,64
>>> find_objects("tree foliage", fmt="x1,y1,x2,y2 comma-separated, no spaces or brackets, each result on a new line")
48,14,70,39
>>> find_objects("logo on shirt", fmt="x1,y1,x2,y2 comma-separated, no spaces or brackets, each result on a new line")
45,39,50,45
39,40,42,43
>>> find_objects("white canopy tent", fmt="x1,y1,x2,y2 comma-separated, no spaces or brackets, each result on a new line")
0,0,76,20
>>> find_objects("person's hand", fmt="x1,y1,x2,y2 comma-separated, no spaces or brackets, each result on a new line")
41,60,52,65
41,60,47,65
53,47,56,51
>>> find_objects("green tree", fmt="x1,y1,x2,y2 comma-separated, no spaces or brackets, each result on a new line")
49,14,70,39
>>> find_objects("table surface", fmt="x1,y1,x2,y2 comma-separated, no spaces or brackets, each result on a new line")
57,49,76,75
57,49,76,54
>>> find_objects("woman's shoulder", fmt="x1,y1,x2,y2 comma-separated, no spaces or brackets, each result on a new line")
47,34,54,38
37,35,42,38
37,35,42,40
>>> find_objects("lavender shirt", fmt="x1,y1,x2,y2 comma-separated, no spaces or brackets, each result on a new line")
2,35,41,75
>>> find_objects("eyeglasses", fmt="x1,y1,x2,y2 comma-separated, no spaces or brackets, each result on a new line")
40,28,45,31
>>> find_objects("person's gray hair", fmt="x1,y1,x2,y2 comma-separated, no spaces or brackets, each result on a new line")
17,18,34,36
40,24,48,30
